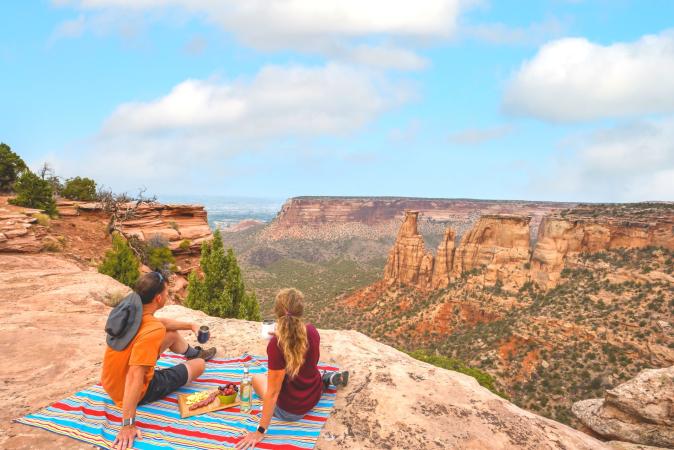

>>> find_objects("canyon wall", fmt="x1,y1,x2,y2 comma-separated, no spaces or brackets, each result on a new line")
531,206,674,287
452,215,531,288
263,196,574,241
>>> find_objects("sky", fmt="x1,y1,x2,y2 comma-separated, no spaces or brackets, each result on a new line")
1,1,674,202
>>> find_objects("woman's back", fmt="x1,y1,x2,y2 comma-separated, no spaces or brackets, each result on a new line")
267,323,322,415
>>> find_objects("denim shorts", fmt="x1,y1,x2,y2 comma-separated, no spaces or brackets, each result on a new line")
139,364,189,405
273,405,304,421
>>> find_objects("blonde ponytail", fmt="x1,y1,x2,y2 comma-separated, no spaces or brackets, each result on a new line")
274,288,308,378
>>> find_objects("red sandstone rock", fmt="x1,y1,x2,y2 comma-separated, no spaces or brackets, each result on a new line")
532,211,674,288
452,215,531,288
383,211,434,289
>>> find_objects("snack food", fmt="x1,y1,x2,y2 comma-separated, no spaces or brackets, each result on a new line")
187,390,219,410
218,384,239,405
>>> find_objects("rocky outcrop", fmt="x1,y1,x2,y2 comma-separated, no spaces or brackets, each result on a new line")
3,253,608,449
384,212,531,290
532,206,674,287
383,211,435,289
452,215,531,288
0,203,43,253
573,366,674,448
431,227,456,289
73,201,212,254
382,204,674,292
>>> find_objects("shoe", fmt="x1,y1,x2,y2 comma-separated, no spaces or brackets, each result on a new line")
330,371,349,387
340,370,349,387
188,346,217,361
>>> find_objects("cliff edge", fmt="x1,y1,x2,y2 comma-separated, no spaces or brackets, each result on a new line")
0,253,609,450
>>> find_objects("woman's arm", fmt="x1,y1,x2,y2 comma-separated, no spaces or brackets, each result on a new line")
235,368,285,450
259,369,285,430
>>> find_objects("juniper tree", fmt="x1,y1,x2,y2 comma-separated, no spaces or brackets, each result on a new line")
186,230,260,321
98,234,141,287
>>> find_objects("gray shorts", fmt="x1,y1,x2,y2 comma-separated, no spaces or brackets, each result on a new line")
273,405,304,421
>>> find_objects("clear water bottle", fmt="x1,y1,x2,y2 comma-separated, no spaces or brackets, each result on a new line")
240,364,252,413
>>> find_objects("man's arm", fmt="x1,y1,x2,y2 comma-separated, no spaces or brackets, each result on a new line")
158,317,198,333
113,365,148,450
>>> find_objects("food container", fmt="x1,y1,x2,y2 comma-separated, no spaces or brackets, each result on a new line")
218,393,237,405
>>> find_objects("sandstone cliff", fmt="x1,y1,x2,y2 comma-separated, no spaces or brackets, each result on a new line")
573,366,674,448
262,196,573,241
532,205,674,287
382,204,674,292
452,214,531,289
383,212,532,290
2,253,610,450
76,200,212,254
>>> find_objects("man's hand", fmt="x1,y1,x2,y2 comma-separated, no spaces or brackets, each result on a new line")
235,431,263,449
191,322,200,336
113,425,142,450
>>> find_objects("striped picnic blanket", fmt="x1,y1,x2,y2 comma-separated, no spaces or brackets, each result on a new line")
16,353,338,449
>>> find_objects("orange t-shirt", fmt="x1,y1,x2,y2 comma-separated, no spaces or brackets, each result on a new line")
101,312,166,407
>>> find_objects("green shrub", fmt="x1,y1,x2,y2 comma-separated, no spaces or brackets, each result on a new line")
0,143,28,192
98,234,141,287
407,350,508,399
61,176,97,201
147,246,176,272
186,230,260,321
9,170,57,216
179,239,192,251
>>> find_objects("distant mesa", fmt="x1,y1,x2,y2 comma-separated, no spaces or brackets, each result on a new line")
219,219,265,233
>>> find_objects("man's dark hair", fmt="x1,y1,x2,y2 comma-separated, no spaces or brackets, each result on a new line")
134,271,168,304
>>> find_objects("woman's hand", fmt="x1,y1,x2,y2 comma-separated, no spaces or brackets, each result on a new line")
235,431,263,449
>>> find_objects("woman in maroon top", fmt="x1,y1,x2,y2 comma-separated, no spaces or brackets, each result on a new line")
235,288,349,450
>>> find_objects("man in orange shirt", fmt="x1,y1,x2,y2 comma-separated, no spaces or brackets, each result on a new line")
101,271,216,450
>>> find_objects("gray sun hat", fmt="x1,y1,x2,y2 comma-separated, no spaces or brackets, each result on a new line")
105,292,143,351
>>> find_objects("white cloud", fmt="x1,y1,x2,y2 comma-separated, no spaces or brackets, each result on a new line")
103,63,408,138
462,18,566,46
56,0,464,38
448,124,513,145
538,117,674,201
503,30,674,121
52,0,466,69
68,63,411,191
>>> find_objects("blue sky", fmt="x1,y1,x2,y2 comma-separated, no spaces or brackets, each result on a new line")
2,1,674,202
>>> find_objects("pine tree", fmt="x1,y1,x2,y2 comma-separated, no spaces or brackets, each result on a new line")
98,234,141,287
186,230,260,320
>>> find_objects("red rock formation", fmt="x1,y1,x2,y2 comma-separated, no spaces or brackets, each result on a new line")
383,211,434,289
0,199,43,253
452,215,532,288
75,201,212,254
431,227,456,289
264,196,574,241
532,207,674,287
